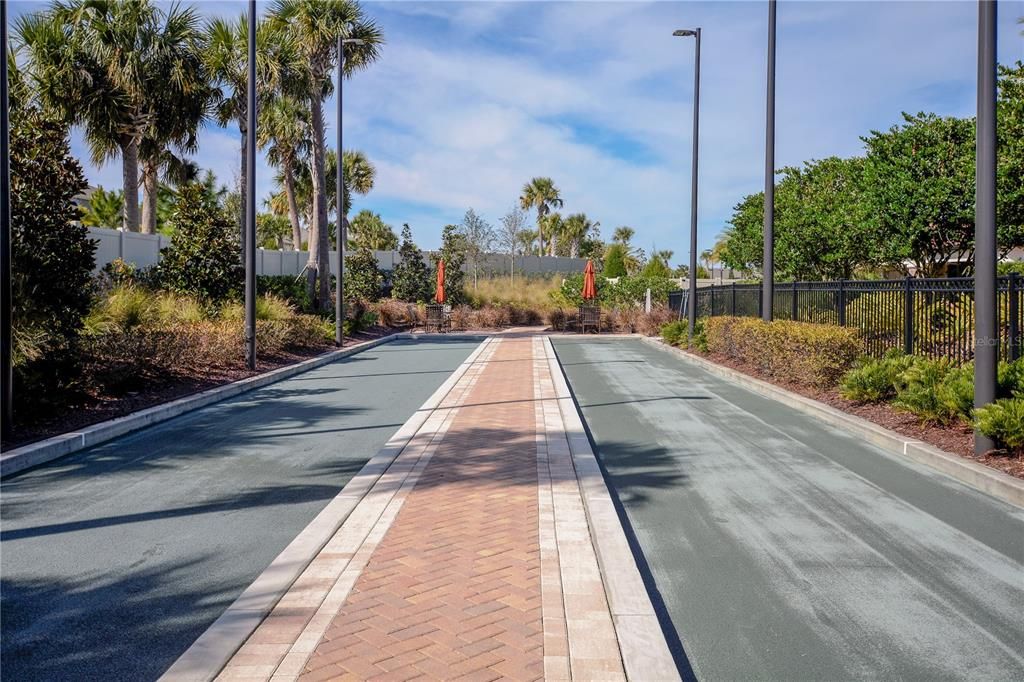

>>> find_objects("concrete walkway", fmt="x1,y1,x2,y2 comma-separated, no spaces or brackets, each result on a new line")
553,337,1024,681
169,336,675,681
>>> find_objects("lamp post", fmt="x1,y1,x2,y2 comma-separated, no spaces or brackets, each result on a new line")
762,0,776,322
673,28,700,342
974,0,997,454
244,0,257,370
336,37,364,347
1,0,12,438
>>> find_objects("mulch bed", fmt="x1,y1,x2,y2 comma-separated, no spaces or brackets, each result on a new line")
689,348,1024,481
2,326,400,451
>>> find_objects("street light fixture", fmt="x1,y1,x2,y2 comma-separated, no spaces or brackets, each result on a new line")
763,0,776,322
673,27,700,343
336,37,364,347
244,0,257,369
974,0,997,454
1,0,12,437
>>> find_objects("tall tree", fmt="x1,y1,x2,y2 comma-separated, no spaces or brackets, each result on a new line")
519,177,563,256
137,7,209,234
19,0,205,232
498,207,527,285
438,224,468,305
391,224,432,302
559,213,600,258
204,14,296,239
863,113,975,276
459,208,495,289
349,209,398,250
270,0,383,312
259,95,310,251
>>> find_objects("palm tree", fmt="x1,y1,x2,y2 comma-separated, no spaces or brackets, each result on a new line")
349,210,398,250
259,95,310,251
80,187,124,228
540,213,563,257
18,0,206,232
559,213,600,258
204,14,297,239
136,7,208,234
519,177,563,257
270,0,384,312
612,226,635,244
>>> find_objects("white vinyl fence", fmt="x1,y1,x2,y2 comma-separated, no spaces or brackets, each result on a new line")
86,225,588,277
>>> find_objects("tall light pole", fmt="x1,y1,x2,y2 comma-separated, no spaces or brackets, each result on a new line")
673,28,700,342
336,37,363,347
974,0,997,454
244,0,257,370
762,0,776,322
1,0,12,438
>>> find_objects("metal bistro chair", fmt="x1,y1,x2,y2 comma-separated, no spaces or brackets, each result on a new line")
425,304,451,333
578,304,601,333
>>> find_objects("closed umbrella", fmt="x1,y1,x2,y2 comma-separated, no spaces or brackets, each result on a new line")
435,259,446,304
581,259,597,301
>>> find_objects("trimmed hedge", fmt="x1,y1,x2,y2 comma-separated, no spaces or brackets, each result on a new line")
705,316,861,387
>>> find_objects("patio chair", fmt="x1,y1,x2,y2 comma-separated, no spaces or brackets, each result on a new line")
578,304,601,333
425,304,451,333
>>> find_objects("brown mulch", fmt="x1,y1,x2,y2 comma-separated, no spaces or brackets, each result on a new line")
691,349,1024,481
2,326,400,451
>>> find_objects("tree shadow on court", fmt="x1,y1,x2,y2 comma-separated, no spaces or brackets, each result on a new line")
1,554,237,682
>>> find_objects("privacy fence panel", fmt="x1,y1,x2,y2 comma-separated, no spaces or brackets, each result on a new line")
671,275,1024,365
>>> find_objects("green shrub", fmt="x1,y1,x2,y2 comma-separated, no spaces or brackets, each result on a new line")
603,244,627,277
998,357,1024,398
705,316,861,387
346,247,384,302
11,104,96,410
975,398,1024,449
661,320,687,346
839,350,915,403
258,275,313,313
893,358,957,424
391,225,433,303
660,318,707,351
156,184,242,304
935,364,974,423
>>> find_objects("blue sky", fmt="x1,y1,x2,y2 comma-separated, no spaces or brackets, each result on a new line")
10,0,1024,264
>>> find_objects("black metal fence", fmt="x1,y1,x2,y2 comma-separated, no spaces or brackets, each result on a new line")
668,274,1024,364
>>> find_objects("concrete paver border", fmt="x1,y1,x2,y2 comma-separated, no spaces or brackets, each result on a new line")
642,336,1024,510
159,337,494,682
542,337,680,681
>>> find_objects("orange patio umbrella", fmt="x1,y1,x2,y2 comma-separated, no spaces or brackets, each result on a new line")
435,259,446,304
581,259,597,301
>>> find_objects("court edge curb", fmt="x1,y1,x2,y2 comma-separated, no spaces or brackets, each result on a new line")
642,336,1024,510
543,337,681,681
0,334,416,478
160,337,494,682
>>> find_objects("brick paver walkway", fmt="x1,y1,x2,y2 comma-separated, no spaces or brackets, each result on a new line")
195,336,675,682
302,339,546,681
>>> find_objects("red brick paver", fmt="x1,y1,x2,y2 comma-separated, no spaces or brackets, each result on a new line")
301,338,548,681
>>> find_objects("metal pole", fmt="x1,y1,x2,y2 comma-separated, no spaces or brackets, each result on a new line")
762,0,776,322
688,28,701,343
335,37,345,346
244,0,257,370
1,0,12,439
974,0,997,454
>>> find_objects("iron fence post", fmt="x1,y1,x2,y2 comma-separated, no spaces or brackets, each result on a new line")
1009,272,1019,361
903,275,914,355
791,282,798,321
731,282,736,316
838,279,846,326
710,283,716,317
